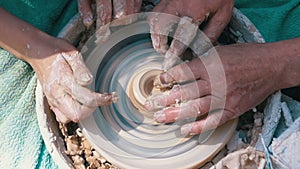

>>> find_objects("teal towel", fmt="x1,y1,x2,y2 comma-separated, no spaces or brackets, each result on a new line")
0,0,77,36
235,0,300,42
0,51,57,168
0,0,77,168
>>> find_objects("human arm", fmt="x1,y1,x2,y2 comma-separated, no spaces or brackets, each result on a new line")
0,7,117,123
145,38,300,135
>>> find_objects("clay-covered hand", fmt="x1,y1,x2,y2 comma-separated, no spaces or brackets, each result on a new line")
30,38,117,123
145,43,285,135
0,8,117,123
78,0,142,43
148,0,234,70
77,0,142,28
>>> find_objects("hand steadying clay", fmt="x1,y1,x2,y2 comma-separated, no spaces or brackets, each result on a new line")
0,8,117,123
78,0,142,43
145,41,300,135
145,1,300,135
32,50,118,123
147,0,234,70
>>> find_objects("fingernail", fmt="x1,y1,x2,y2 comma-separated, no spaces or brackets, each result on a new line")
181,123,194,135
154,111,166,123
81,73,93,83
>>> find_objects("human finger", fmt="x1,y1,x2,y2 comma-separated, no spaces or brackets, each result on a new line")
51,106,71,124
180,109,237,135
133,0,142,13
95,0,112,44
113,0,133,19
154,96,211,123
54,93,95,123
155,57,208,86
203,6,234,44
162,16,199,70
61,52,93,86
77,0,94,27
95,0,112,29
58,70,116,107
110,0,141,26
145,80,210,110
148,1,179,54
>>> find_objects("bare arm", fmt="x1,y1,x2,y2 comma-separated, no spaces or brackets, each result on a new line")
0,7,61,62
0,7,117,123
274,38,300,89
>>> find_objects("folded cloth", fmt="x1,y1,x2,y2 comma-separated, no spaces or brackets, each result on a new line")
0,0,77,168
235,0,300,42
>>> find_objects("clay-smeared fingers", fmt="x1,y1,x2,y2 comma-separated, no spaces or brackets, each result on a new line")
54,93,95,123
96,0,113,29
203,4,234,44
157,57,208,85
180,109,237,135
145,80,210,110
110,0,141,26
154,96,211,123
62,52,93,86
113,0,141,16
61,74,115,107
162,17,199,70
148,1,179,54
113,0,130,19
77,0,94,27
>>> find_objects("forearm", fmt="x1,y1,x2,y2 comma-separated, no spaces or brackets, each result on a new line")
270,37,300,89
0,8,65,64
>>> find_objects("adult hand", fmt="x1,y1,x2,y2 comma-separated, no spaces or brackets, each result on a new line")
77,0,142,43
145,43,285,135
148,0,234,70
29,38,117,123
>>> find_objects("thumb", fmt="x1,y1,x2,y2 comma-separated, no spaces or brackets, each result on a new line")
77,0,94,27
62,51,93,86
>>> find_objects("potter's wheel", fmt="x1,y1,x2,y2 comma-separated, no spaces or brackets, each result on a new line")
80,19,237,169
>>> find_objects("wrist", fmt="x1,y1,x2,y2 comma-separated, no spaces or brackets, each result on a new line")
21,32,55,64
27,37,76,76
